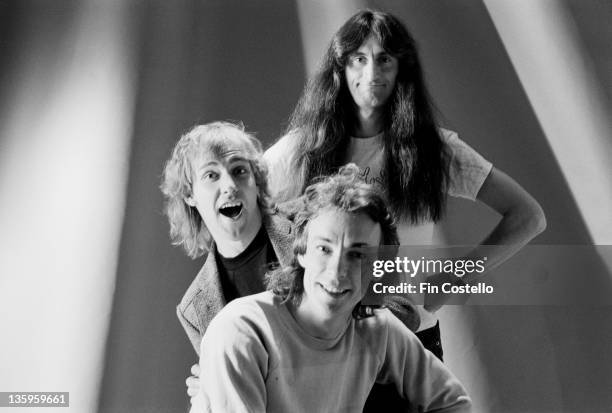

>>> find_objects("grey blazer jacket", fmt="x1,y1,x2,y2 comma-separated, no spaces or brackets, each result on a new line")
176,212,294,354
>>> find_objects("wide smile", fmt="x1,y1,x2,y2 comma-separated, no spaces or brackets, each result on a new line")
218,201,244,219
318,283,351,299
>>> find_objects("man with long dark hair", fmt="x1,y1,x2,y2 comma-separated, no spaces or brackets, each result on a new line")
265,9,546,360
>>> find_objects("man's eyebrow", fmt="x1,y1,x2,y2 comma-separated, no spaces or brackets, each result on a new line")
198,161,220,170
312,235,334,243
226,155,249,164
350,51,390,58
311,236,369,248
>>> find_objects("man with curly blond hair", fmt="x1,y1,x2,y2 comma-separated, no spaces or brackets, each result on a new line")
161,121,293,355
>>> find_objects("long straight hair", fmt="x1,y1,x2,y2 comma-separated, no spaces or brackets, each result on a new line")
280,10,449,223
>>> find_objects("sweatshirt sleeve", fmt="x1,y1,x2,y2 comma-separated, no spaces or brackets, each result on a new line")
198,303,268,413
377,310,472,413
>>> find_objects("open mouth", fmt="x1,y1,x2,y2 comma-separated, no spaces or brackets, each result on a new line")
219,201,243,219
319,283,350,298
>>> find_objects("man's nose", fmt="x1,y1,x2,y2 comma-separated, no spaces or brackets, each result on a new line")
219,172,237,195
364,60,381,81
328,251,349,279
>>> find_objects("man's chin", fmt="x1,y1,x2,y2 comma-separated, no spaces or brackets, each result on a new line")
364,92,390,106
317,290,353,310
212,215,245,239
210,208,261,244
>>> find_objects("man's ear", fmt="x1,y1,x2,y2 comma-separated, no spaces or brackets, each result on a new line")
184,196,196,207
297,253,306,269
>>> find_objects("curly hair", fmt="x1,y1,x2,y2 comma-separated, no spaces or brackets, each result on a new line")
276,9,449,223
160,121,271,258
266,164,399,318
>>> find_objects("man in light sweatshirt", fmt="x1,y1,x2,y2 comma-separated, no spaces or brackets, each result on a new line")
197,165,472,413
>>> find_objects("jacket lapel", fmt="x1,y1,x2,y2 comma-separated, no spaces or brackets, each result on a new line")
264,213,293,268
194,244,227,334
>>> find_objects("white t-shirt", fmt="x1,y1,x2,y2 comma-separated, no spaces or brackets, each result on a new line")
197,291,472,413
264,129,493,330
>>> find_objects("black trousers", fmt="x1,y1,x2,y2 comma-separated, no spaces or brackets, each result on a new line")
415,321,443,361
